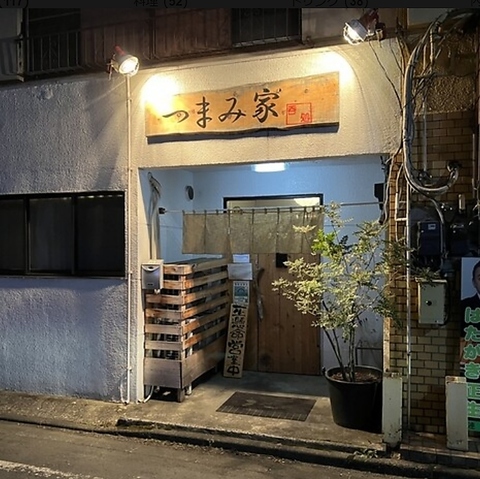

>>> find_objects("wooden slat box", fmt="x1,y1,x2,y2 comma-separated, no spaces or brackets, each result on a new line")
143,257,230,401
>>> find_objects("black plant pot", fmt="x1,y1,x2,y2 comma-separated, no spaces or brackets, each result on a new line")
326,366,382,433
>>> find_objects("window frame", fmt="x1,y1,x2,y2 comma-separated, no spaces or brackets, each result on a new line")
24,8,82,76
231,8,302,47
0,191,125,278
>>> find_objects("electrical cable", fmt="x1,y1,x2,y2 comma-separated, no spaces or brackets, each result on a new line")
401,10,478,196
368,41,402,110
148,172,162,259
143,173,162,403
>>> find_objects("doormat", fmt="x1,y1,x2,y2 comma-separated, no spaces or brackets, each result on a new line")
216,392,316,421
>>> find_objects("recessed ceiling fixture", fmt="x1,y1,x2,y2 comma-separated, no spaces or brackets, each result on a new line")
252,162,287,173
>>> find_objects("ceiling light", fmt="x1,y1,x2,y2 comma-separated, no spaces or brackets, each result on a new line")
107,45,139,78
252,162,287,173
343,9,384,45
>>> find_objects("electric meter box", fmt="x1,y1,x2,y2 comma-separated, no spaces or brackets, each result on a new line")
417,221,441,257
141,260,164,290
417,279,447,325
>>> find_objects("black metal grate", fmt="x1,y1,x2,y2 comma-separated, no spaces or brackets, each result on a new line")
232,8,301,47
20,8,302,79
26,9,82,75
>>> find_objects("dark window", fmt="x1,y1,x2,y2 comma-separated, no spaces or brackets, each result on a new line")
76,194,125,276
0,199,25,272
0,192,125,277
30,197,73,273
25,9,81,74
232,9,301,46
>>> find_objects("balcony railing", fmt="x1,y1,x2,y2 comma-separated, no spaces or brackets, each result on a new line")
23,10,232,78
0,9,302,81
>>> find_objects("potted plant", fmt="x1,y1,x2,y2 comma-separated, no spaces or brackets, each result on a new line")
272,202,436,432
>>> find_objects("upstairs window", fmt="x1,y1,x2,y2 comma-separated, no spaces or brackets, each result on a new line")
25,8,81,75
0,192,125,277
232,9,301,46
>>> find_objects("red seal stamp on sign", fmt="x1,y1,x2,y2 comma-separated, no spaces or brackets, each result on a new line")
286,103,312,125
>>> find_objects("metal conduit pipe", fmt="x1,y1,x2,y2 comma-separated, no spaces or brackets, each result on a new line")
125,75,133,405
405,183,412,429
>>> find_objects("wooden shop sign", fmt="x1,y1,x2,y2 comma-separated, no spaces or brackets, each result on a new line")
145,72,339,137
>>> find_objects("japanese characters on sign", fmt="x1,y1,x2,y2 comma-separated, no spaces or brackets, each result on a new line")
233,280,250,305
145,73,339,137
462,304,480,432
223,303,248,379
460,257,480,433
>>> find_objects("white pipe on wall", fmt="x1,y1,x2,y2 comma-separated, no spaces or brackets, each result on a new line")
405,183,412,429
125,75,133,404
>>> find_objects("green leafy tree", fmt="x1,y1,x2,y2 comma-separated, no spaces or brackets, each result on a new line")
272,202,437,382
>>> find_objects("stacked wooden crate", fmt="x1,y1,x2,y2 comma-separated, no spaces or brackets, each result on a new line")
143,257,230,402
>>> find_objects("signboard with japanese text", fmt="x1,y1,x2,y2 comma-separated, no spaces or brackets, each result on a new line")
460,257,480,433
233,280,250,305
145,72,339,137
223,303,249,379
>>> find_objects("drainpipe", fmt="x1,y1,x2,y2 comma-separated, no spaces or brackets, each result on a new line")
125,74,133,404
405,182,412,429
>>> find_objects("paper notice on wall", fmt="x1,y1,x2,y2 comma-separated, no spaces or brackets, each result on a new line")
233,281,250,305
227,263,253,280
233,254,250,263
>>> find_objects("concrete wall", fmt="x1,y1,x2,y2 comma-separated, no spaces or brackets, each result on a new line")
0,77,133,402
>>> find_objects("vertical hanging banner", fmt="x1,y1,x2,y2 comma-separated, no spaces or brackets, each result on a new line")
460,257,480,433
223,302,249,378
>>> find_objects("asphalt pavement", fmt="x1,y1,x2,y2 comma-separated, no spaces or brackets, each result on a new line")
0,370,479,479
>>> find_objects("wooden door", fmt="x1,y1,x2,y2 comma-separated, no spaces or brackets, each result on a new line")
243,252,321,375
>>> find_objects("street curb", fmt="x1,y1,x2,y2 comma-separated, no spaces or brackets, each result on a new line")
2,413,480,479
111,417,480,479
115,417,372,455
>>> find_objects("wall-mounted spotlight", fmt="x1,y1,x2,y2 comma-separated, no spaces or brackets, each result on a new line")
107,45,139,78
343,9,385,45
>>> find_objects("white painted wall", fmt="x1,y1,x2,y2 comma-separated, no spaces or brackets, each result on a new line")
0,38,400,402
0,278,127,399
0,76,134,402
134,39,402,169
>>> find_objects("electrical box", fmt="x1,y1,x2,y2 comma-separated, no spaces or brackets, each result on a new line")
141,260,164,290
449,221,469,257
417,279,447,325
417,221,441,257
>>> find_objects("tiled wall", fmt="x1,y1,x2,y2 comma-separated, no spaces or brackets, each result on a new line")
388,110,476,434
